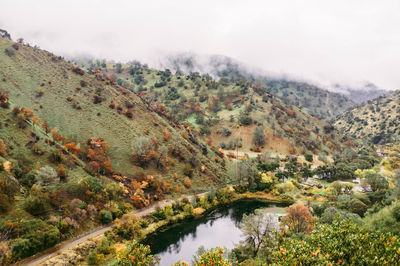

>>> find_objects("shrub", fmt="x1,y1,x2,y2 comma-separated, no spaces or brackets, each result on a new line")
238,113,252,125
183,177,191,189
0,139,6,157
132,136,155,167
221,127,232,136
253,126,265,146
11,219,60,261
124,109,133,119
100,210,113,224
4,48,15,56
183,164,194,177
191,247,231,266
272,220,400,265
87,250,98,265
34,165,57,190
23,190,50,215
276,182,295,194
281,201,317,234
113,241,159,265
113,213,142,239
304,153,313,162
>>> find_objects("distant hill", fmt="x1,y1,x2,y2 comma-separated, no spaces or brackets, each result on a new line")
335,91,400,144
157,53,356,120
332,82,390,104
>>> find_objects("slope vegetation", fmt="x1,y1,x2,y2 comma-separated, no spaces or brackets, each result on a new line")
159,54,356,119
72,59,351,157
335,91,400,144
0,37,230,263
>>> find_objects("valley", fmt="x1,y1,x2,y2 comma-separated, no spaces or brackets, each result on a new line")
0,20,398,266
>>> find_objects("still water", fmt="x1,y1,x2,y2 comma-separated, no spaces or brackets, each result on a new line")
144,201,284,266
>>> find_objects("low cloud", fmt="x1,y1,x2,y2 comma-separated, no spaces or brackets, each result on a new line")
1,0,399,90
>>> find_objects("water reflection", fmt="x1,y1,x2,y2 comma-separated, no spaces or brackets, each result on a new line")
143,201,283,266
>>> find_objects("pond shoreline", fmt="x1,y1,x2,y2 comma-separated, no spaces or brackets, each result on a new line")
140,195,290,265
139,193,291,251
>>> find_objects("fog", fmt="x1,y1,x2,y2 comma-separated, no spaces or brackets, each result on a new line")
1,0,400,90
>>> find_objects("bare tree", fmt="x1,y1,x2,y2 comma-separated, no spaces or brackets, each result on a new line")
239,209,279,257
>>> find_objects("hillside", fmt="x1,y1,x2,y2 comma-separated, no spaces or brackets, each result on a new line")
0,37,237,262
157,54,356,120
71,58,351,158
335,91,400,144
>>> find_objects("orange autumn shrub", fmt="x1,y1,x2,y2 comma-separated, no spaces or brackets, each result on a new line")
183,177,191,189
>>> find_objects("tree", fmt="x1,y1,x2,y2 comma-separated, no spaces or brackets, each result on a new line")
238,112,252,125
281,201,317,234
113,241,159,266
186,247,230,266
115,63,123,73
34,166,57,190
113,213,142,239
363,172,388,192
348,198,368,216
320,207,360,224
228,159,258,187
253,126,265,146
304,153,313,162
100,210,113,224
240,210,279,257
364,201,400,235
132,136,155,167
273,220,400,265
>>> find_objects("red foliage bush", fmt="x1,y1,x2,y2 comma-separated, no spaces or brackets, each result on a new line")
163,129,170,141
72,66,84,75
0,93,10,109
125,109,133,119
286,109,297,118
85,161,100,174
93,95,103,104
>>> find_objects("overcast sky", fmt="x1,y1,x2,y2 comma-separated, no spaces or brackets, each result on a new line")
1,0,399,90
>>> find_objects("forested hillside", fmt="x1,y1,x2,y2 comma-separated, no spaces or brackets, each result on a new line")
72,58,352,158
157,54,356,119
335,91,400,144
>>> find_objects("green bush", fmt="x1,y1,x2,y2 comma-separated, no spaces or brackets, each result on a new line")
183,164,194,177
100,210,113,224
272,220,400,265
304,153,313,162
11,219,60,261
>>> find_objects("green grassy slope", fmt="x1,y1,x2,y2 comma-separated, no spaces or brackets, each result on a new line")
0,37,234,263
0,38,226,190
334,92,400,144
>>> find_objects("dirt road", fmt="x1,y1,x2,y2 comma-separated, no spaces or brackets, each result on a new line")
21,197,187,266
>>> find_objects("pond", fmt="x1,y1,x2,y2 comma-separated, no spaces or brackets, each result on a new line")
143,200,285,266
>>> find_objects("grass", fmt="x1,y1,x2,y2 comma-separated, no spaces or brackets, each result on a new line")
0,38,227,192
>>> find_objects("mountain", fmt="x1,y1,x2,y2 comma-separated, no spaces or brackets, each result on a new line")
157,53,356,120
334,91,400,144
332,82,390,104
71,57,352,158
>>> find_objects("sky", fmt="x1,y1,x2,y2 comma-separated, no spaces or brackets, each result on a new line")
1,0,400,90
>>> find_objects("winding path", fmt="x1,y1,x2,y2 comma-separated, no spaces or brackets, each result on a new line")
20,197,189,266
